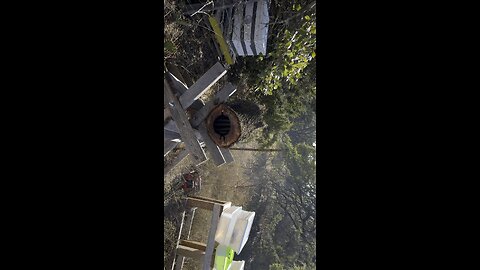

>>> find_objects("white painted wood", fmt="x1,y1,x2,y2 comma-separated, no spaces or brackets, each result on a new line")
243,1,254,55
232,4,244,55
164,79,207,163
179,62,227,110
254,0,269,55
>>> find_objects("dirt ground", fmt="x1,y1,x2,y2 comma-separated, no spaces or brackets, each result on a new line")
163,1,267,268
164,140,261,269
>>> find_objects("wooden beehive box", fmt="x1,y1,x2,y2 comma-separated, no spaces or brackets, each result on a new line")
214,0,270,56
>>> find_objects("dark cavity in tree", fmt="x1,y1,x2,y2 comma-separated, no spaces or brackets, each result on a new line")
213,113,231,137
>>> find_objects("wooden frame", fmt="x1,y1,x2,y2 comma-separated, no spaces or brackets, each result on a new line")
171,196,232,270
164,62,237,172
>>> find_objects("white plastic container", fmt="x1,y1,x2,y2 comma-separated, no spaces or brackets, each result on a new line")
229,210,255,254
215,206,242,245
229,261,245,270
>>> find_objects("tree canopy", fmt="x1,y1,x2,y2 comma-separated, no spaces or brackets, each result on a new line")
232,0,317,147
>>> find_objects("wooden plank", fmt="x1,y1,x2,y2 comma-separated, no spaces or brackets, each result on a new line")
167,72,205,110
164,148,189,176
164,120,179,133
185,207,197,239
177,245,205,260
165,129,181,141
243,1,255,55
190,83,237,128
219,147,235,163
174,255,184,270
178,62,227,110
164,140,179,157
177,207,197,270
170,211,187,270
188,195,230,206
203,204,222,270
186,198,224,211
198,122,226,166
166,63,187,88
190,98,205,111
164,107,172,122
164,79,207,163
166,71,188,95
165,120,205,142
180,240,207,251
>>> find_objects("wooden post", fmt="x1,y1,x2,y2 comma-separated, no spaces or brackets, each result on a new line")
170,211,187,270
202,203,222,270
164,79,207,163
177,207,197,270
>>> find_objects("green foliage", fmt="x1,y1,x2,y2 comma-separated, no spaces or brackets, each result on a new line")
237,141,316,269
270,263,286,270
228,3,317,266
258,20,316,96
235,1,316,147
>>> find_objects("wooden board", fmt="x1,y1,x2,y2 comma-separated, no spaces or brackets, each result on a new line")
166,71,188,95
164,108,172,122
177,207,197,270
164,129,181,141
164,79,207,163
164,148,189,176
198,122,226,166
180,240,207,251
176,244,205,260
220,147,235,163
190,83,237,128
164,119,204,142
164,140,179,157
170,211,187,270
203,204,222,270
188,195,230,206
187,198,225,211
166,72,205,110
179,62,227,109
